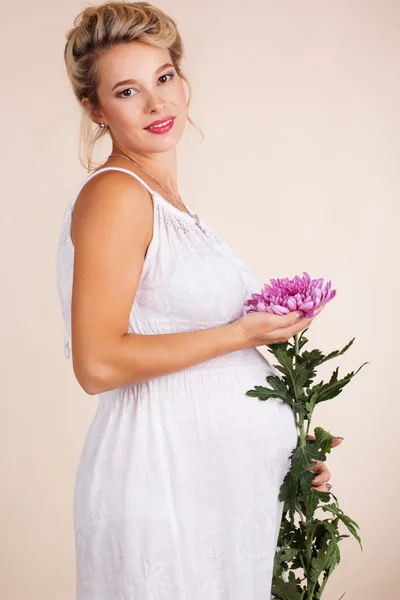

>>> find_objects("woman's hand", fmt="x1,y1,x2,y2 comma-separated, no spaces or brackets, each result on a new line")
234,305,326,350
307,434,343,492
300,434,342,516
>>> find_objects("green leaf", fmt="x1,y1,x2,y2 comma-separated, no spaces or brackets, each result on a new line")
273,365,290,378
280,547,299,563
304,487,319,518
310,527,341,582
267,344,309,403
301,338,357,369
300,348,325,368
271,578,303,600
267,341,292,363
245,381,288,402
275,346,296,377
278,516,295,538
293,363,315,399
265,375,293,395
314,520,341,569
310,555,326,582
320,338,356,364
298,470,317,501
273,546,299,579
313,490,332,504
314,427,340,454
291,443,326,476
321,504,363,549
305,392,318,420
297,329,310,351
312,520,345,599
278,520,306,552
279,470,300,517
308,362,369,405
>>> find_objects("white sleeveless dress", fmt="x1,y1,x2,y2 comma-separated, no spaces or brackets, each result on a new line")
56,167,297,600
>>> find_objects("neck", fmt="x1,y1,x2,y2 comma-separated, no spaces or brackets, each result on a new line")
110,145,179,196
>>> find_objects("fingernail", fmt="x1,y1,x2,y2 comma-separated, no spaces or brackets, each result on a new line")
313,479,319,485
296,312,303,318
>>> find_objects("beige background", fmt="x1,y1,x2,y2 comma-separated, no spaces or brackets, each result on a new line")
1,1,399,598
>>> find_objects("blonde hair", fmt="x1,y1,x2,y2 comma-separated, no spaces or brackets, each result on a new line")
64,1,203,171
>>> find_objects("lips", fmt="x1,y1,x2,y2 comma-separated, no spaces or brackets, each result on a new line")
145,116,174,129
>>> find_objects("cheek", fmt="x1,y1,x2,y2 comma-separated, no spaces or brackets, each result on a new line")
172,79,188,110
112,105,141,130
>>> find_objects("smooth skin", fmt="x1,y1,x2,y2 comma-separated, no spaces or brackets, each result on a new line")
71,41,338,492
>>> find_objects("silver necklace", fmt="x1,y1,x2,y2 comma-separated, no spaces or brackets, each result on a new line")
108,153,203,230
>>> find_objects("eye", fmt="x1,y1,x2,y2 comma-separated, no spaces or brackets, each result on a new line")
158,72,175,84
117,88,137,98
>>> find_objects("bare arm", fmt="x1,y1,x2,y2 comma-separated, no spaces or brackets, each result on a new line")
70,171,246,395
91,323,243,394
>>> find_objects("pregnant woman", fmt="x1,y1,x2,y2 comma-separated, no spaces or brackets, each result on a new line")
56,3,332,598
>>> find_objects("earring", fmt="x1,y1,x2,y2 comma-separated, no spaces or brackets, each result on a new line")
99,121,105,128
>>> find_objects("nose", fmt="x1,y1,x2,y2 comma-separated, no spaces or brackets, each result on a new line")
145,90,166,113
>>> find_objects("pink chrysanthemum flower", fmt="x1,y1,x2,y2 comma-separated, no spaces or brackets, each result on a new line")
244,271,336,318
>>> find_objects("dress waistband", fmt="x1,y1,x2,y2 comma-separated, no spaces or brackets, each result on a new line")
98,347,272,401
180,346,268,372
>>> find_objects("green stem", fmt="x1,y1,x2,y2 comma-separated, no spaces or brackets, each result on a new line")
294,334,306,449
299,552,307,574
308,580,317,600
294,333,300,357
299,506,306,523
294,334,315,595
298,414,307,448
305,521,315,599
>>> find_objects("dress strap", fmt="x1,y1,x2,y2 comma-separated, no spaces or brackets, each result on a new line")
72,167,156,206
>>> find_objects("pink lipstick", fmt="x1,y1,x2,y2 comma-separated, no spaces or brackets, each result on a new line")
144,116,175,135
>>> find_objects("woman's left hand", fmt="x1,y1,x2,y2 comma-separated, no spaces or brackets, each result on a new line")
307,434,343,492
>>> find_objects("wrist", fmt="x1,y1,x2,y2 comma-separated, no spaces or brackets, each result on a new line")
226,320,248,352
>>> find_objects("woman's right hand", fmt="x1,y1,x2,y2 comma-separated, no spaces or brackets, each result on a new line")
233,305,325,350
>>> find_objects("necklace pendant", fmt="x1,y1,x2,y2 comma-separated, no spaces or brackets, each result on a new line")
193,213,201,227
193,213,206,234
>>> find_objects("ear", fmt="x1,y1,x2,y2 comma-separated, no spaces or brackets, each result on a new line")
81,98,104,127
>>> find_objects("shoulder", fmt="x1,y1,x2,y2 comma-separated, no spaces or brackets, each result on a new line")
74,168,153,214
71,169,154,247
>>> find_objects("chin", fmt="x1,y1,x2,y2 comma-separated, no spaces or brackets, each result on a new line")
153,137,181,153
149,130,184,151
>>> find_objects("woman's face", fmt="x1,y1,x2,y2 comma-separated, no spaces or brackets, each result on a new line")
91,41,188,154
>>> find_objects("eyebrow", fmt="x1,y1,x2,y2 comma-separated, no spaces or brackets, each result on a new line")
111,63,175,92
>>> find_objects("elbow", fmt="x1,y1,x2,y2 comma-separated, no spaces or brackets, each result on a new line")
81,377,103,396
73,356,112,396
